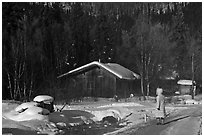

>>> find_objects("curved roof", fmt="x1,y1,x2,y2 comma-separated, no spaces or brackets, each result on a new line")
58,61,140,80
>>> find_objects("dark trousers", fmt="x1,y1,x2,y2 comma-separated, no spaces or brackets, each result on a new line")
156,117,164,125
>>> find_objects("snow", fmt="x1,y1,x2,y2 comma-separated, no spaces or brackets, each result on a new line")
185,99,201,105
97,102,143,108
15,102,38,112
3,100,141,134
177,80,194,85
2,96,201,135
33,95,54,102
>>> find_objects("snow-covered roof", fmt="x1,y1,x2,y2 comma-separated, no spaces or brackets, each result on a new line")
57,61,140,80
177,80,194,85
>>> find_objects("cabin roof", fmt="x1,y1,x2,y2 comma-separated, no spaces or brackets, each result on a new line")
177,80,195,85
57,61,140,80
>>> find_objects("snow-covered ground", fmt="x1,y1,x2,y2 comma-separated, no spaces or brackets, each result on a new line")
2,95,202,135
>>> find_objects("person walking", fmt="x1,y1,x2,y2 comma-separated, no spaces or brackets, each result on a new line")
155,87,166,125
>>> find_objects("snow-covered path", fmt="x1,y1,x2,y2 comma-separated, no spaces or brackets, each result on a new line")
107,105,202,135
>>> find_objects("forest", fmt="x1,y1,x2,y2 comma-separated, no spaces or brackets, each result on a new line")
2,2,202,101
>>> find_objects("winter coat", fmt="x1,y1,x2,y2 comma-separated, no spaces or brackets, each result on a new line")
155,88,166,118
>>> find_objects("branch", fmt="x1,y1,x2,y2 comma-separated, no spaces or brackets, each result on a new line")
20,62,25,78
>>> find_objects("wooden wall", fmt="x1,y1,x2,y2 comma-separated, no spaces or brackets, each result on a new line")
179,85,191,95
60,67,140,99
74,67,117,98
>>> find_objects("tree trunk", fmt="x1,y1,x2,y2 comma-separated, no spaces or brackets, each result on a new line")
140,72,145,100
23,81,26,101
7,72,13,99
29,72,33,101
14,59,18,99
140,35,146,100
191,53,195,99
147,82,150,99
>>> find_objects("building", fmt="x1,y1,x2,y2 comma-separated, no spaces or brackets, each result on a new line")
177,80,195,95
58,61,140,98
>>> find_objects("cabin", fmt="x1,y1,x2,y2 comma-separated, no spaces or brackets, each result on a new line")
58,61,140,99
177,80,195,95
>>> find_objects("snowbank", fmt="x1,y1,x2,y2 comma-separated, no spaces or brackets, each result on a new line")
97,102,143,108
